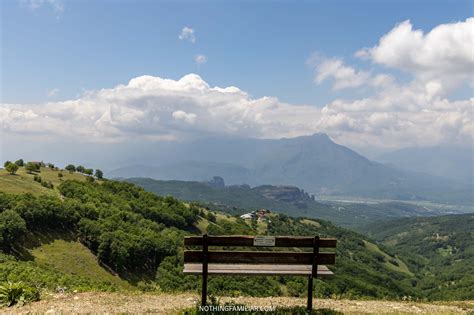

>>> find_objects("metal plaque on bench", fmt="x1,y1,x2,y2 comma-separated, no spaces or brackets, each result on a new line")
253,236,275,247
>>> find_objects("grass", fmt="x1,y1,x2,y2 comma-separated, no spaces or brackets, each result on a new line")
301,219,322,228
0,166,87,196
29,238,133,290
363,240,413,276
195,217,210,233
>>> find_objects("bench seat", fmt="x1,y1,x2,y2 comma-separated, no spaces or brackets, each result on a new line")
184,263,333,276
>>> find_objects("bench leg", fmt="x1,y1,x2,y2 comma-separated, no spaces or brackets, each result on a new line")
201,233,209,306
201,273,207,306
307,275,313,312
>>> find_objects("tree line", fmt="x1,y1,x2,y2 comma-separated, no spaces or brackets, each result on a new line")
2,160,103,179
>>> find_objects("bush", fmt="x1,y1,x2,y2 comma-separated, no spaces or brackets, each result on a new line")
25,162,40,173
5,163,19,175
40,181,54,189
0,281,40,307
15,159,24,167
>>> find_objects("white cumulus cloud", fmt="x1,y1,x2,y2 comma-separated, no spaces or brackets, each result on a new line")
308,54,371,90
179,27,196,43
356,18,474,89
1,73,472,150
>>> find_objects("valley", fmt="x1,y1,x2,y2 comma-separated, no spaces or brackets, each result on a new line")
126,177,468,229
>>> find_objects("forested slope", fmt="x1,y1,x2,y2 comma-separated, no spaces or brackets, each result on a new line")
0,165,471,301
364,215,474,300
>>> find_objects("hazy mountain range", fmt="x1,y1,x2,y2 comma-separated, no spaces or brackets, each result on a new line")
109,134,473,204
376,145,473,184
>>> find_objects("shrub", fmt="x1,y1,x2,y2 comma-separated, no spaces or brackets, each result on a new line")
25,162,40,173
65,164,76,172
0,281,40,307
5,163,19,175
40,181,54,189
14,159,24,167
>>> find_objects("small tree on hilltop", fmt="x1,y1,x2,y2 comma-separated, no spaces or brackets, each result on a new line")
5,163,19,175
65,164,76,173
3,161,12,168
14,159,24,167
84,168,93,176
94,169,103,179
25,162,39,173
76,165,85,173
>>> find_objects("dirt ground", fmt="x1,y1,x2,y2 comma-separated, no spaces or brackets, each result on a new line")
1,292,472,314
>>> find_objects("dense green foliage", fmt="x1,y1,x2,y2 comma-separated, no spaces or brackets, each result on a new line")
0,177,471,301
0,281,40,307
0,180,198,285
364,214,474,300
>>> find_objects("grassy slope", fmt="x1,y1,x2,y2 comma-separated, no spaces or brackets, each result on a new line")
363,240,412,276
0,167,126,291
0,167,86,196
30,238,132,290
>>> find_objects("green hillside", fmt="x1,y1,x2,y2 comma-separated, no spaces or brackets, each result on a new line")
0,166,471,301
363,214,474,300
0,166,87,196
126,178,449,228
0,170,420,300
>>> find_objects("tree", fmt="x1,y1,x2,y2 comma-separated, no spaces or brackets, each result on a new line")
0,209,27,247
84,168,93,176
25,162,39,173
14,159,24,167
94,169,103,179
5,163,19,175
76,165,86,173
65,164,76,173
3,161,12,168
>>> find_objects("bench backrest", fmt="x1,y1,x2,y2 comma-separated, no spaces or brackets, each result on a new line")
184,235,337,265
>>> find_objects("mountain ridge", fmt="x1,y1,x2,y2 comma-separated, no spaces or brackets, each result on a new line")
109,134,472,204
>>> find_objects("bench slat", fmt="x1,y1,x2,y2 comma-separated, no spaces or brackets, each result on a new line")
183,263,333,276
184,236,336,248
184,250,336,265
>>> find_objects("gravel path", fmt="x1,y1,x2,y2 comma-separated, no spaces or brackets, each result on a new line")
0,292,472,314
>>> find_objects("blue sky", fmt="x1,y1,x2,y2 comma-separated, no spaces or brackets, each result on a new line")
1,0,473,165
2,0,471,105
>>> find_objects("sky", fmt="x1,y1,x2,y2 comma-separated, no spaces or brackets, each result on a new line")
1,0,473,165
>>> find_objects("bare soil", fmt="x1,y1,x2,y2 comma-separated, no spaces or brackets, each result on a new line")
1,292,472,314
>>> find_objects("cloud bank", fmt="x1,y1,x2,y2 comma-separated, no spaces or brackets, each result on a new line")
2,18,473,151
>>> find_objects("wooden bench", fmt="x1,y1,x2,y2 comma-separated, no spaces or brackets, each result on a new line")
183,234,337,311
